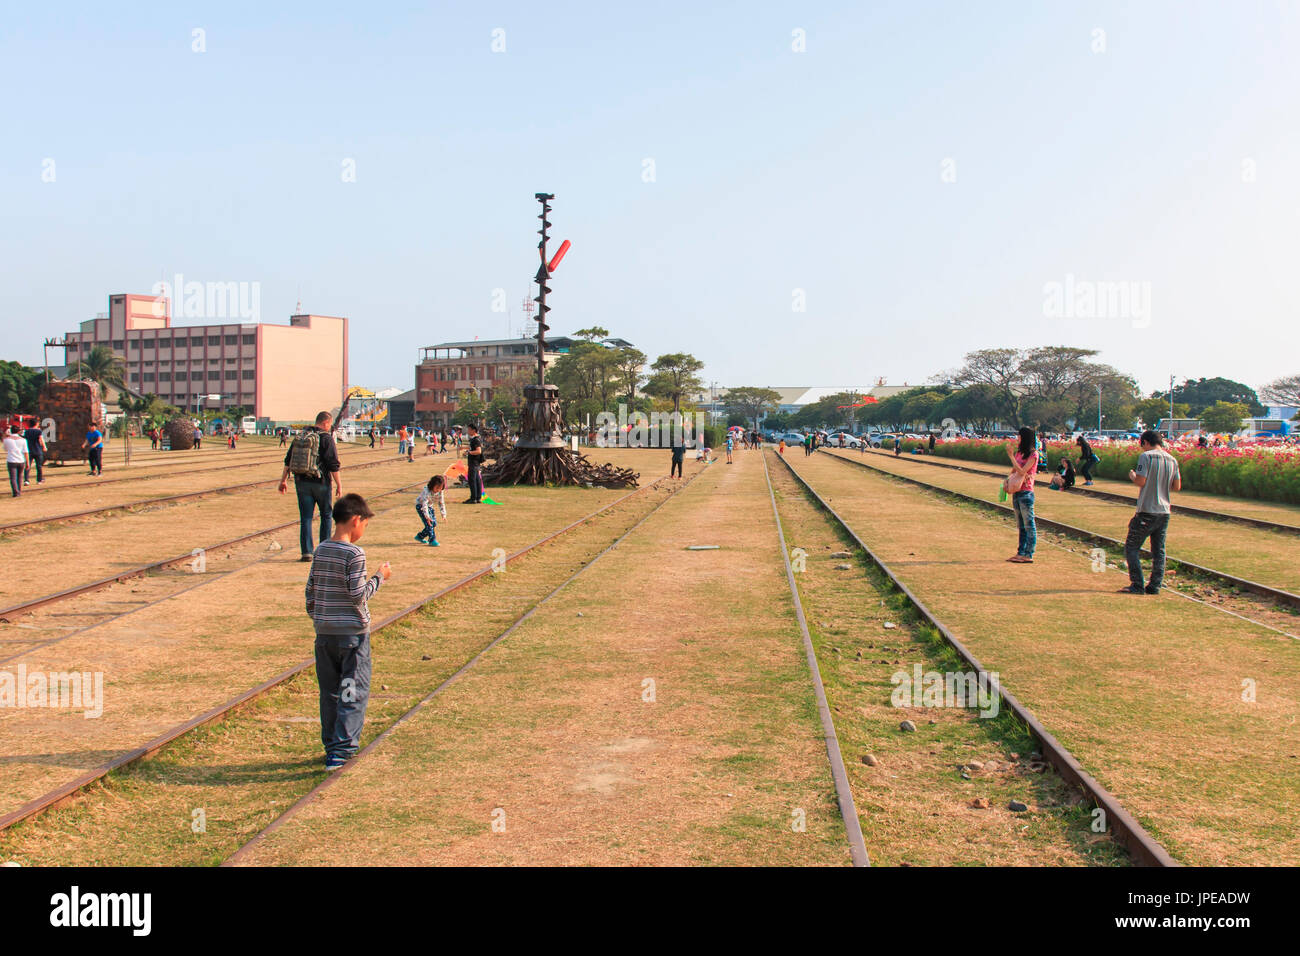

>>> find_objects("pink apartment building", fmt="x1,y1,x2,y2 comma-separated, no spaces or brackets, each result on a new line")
62,293,348,423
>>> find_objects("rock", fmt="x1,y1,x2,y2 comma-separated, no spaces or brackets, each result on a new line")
421,654,432,661
577,612,583,617
381,684,389,691
967,761,984,771
899,720,916,733
927,719,936,724
830,551,851,558
861,754,879,766
1008,800,1029,812
267,540,282,552
834,563,851,570
855,651,862,659
970,798,990,809
883,622,897,629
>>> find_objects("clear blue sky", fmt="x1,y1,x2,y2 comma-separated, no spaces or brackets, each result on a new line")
3,1,1298,397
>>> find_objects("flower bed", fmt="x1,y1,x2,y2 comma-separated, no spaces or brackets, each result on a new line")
924,439,1300,504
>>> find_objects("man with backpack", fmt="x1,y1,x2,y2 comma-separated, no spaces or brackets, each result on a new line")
278,411,343,561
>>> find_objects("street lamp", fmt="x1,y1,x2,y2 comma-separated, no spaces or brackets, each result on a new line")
1097,383,1102,434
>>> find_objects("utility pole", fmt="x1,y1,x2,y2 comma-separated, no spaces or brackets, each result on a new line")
1097,383,1102,434
1169,374,1175,439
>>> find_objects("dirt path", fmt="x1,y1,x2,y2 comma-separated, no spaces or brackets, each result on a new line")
230,450,856,866
784,451,1300,865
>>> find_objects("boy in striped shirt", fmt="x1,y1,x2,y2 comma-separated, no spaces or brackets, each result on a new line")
305,493,392,769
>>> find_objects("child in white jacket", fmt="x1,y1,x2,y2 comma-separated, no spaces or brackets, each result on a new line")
415,475,448,547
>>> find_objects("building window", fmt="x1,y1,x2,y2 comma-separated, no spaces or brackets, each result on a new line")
142,339,155,349
208,335,220,346
191,371,203,381
242,334,255,345
142,372,156,382
225,357,237,365
224,371,237,381
224,334,238,345
241,370,254,380
112,340,124,350
160,372,171,382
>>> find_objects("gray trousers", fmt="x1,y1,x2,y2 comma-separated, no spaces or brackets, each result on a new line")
315,633,372,760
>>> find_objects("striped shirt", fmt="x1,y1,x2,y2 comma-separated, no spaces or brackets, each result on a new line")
305,539,383,635
1135,449,1179,514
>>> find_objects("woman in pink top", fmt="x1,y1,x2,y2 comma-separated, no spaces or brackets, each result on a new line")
1006,426,1039,563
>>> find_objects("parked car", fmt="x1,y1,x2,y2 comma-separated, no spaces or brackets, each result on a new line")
826,431,862,448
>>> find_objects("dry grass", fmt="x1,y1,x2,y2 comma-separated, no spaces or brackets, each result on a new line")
785,451,1300,865
847,447,1300,528
0,449,686,823
229,451,853,867
832,449,1300,595
767,454,1126,865
0,473,690,864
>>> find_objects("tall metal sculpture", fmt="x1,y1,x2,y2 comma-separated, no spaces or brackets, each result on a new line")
482,193,637,488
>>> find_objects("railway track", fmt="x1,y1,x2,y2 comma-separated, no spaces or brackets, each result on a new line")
0,469,432,624
222,472,695,865
0,480,432,665
760,452,870,867
0,477,672,836
8,449,311,496
824,450,1300,612
847,448,1300,535
775,451,1176,867
0,455,405,535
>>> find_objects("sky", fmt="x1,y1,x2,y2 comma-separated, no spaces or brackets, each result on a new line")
2,1,1298,398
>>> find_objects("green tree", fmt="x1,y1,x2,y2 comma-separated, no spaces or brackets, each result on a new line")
644,353,704,414
1156,377,1264,417
724,386,783,429
0,361,45,413
67,344,126,395
1134,397,1190,430
615,347,646,404
451,388,487,427
901,390,946,430
1200,401,1250,434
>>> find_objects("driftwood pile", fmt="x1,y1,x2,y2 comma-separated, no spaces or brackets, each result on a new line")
483,445,639,489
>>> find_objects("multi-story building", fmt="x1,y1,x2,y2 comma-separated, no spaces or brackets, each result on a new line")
61,293,347,423
414,334,632,428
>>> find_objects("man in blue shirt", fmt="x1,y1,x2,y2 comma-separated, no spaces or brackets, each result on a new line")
81,423,104,476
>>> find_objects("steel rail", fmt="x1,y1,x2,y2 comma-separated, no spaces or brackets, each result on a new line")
846,447,1300,536
776,451,1178,867
825,451,1300,611
0,456,405,535
761,451,871,867
223,473,694,865
0,478,665,835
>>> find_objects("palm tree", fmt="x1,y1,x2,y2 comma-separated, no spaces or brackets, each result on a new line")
68,345,126,395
